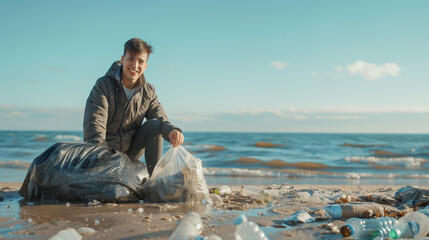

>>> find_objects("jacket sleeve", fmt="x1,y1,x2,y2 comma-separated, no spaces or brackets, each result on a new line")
146,86,181,142
83,78,109,145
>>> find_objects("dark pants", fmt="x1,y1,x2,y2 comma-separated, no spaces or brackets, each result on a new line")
127,118,163,176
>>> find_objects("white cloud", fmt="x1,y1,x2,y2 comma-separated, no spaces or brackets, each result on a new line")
310,72,320,77
170,114,215,122
42,65,65,72
314,115,366,120
5,111,28,118
0,106,83,130
227,108,307,120
271,61,288,70
334,66,344,72
172,108,429,133
346,61,401,80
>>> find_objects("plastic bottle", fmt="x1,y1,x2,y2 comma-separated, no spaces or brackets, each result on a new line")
340,217,398,239
323,204,385,219
389,211,429,239
49,227,82,240
198,235,222,240
233,214,268,240
323,205,343,219
210,185,232,196
169,212,204,240
240,186,278,204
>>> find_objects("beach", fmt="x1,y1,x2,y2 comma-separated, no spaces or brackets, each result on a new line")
1,131,429,239
2,182,428,239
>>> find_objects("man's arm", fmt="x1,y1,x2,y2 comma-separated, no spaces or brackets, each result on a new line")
146,87,183,146
169,129,184,147
83,79,109,145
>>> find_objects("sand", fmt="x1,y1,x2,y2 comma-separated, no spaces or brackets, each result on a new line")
1,182,427,240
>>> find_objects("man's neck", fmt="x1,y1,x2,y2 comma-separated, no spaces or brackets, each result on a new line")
122,75,137,89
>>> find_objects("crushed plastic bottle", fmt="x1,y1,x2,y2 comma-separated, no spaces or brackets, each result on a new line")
282,210,315,225
340,217,398,239
169,212,204,240
199,235,222,240
233,214,268,240
323,205,343,219
323,203,385,219
77,227,96,235
209,185,232,196
240,186,278,204
48,227,82,240
389,211,429,239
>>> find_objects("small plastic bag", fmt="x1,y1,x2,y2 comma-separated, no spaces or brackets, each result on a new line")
143,146,212,204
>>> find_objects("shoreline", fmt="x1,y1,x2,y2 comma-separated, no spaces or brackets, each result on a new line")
1,183,428,239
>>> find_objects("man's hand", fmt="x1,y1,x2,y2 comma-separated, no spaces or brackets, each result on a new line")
168,130,184,147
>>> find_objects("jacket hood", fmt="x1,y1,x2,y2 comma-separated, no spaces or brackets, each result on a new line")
105,61,146,88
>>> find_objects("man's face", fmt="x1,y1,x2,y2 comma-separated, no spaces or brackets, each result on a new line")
121,50,148,84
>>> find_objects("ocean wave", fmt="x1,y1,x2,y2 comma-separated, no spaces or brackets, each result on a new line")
345,156,427,168
232,157,329,169
342,143,384,148
203,167,287,177
203,167,429,180
54,135,82,142
345,172,396,179
404,174,429,179
0,160,30,169
253,142,287,148
33,136,50,141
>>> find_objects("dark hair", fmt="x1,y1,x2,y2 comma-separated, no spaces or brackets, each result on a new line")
123,38,153,57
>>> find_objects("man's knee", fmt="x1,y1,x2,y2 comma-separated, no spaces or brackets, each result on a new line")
142,118,162,136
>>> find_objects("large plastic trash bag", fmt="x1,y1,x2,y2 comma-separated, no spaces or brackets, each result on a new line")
19,142,148,202
143,146,212,204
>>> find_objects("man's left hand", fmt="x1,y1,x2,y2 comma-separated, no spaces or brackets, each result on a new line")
169,130,184,147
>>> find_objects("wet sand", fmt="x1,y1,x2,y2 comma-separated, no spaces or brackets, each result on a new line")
1,182,427,240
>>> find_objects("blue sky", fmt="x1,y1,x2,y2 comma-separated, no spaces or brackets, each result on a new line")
1,0,428,133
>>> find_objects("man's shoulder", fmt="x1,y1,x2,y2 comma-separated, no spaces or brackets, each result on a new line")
143,81,156,92
95,75,117,87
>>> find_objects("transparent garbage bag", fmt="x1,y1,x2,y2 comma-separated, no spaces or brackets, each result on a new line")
19,142,148,202
143,146,212,204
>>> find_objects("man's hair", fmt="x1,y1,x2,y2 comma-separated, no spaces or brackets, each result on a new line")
123,38,153,57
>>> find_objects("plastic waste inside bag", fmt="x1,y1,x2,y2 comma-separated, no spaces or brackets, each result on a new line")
19,142,148,202
143,146,212,204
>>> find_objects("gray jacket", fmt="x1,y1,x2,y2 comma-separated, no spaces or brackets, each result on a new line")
83,61,179,152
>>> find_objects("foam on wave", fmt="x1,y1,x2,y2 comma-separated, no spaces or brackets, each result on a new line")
345,156,427,168
54,135,82,142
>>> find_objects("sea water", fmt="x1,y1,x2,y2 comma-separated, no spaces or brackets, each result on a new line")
0,131,428,185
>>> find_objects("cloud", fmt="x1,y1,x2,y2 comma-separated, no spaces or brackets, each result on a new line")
2,106,429,133
334,66,344,72
231,108,307,120
346,61,401,80
271,61,288,70
5,111,28,118
170,114,215,122
314,115,366,120
171,108,429,133
0,106,83,130
41,65,65,72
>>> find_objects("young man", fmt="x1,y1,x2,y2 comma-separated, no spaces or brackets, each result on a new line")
83,38,183,176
